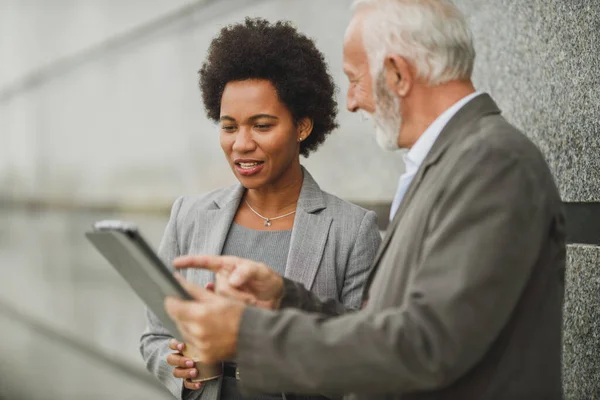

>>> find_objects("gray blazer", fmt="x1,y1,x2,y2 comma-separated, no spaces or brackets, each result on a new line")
233,94,566,400
139,168,382,400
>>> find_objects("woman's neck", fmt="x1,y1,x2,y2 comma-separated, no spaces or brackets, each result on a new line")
244,163,304,215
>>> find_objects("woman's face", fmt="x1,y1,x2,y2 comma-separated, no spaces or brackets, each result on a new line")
219,79,308,190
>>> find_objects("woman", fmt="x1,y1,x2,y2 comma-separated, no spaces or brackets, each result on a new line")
140,18,381,400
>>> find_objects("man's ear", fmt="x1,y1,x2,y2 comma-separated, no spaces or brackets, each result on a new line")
383,54,413,97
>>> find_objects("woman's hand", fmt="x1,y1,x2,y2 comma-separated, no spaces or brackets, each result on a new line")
166,339,203,390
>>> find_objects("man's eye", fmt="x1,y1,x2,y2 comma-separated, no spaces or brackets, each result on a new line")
221,125,236,132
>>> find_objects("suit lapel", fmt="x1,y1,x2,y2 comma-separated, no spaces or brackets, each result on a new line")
284,168,331,290
189,184,244,285
362,94,502,298
368,158,432,271
285,208,332,290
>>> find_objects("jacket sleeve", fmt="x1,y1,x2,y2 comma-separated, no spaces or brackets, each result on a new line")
235,143,551,396
139,197,220,399
279,211,380,316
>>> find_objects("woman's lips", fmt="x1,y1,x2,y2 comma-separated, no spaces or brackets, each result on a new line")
234,161,265,176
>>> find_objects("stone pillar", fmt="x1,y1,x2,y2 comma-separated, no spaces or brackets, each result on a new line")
454,1,600,398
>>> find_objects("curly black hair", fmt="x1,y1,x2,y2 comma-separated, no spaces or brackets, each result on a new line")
199,17,338,157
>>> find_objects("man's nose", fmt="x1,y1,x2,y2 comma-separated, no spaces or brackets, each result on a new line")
347,87,359,113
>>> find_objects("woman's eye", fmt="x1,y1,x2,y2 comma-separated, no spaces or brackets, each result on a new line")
221,125,236,132
255,124,273,130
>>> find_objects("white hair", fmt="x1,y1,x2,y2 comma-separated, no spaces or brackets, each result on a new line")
352,0,475,86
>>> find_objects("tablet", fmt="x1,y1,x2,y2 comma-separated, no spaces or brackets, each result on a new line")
85,220,192,341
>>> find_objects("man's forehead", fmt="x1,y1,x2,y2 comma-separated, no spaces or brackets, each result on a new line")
344,13,364,47
343,15,368,73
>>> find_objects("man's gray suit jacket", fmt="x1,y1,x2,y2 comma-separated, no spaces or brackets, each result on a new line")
235,94,566,400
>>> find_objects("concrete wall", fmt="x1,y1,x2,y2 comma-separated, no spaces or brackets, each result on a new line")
0,2,402,396
0,0,403,207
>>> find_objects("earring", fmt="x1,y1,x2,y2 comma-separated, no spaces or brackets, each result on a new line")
298,137,304,142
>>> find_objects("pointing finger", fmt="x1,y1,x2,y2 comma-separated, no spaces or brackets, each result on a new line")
173,255,239,274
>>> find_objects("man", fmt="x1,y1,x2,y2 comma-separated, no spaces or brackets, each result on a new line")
165,0,566,398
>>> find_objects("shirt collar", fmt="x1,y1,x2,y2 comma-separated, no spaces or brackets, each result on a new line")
404,91,483,175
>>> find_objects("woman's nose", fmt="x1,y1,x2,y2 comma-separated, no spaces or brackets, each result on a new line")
232,127,257,153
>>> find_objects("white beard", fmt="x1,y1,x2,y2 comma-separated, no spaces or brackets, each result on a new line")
374,116,401,151
361,72,402,151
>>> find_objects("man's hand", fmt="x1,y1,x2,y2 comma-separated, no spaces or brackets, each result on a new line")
173,255,285,310
164,275,245,364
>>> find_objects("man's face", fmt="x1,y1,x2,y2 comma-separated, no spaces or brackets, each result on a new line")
343,14,401,150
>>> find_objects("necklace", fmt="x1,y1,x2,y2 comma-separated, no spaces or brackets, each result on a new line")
244,199,297,227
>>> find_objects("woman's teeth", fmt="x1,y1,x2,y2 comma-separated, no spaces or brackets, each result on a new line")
239,162,259,169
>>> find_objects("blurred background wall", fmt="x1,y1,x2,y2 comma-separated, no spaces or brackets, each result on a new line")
1,0,598,399
1,1,401,398
0,0,402,208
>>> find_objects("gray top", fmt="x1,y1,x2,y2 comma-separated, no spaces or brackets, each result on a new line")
220,223,293,400
221,223,292,276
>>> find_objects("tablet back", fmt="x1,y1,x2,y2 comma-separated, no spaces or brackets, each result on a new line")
86,223,191,341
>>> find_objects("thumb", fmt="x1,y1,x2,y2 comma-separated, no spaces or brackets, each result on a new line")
229,264,260,288
229,262,274,290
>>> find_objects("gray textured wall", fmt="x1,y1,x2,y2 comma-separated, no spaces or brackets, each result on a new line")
563,247,600,398
456,1,599,398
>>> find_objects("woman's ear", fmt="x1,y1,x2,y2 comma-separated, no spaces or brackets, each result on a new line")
297,117,314,142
